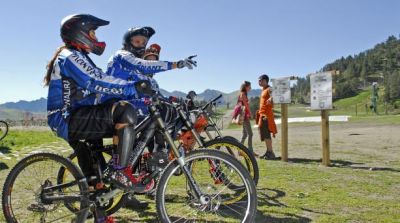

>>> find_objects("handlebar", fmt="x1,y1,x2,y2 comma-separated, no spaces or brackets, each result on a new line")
201,94,223,110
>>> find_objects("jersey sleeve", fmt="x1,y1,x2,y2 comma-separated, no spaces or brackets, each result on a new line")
60,51,137,97
118,50,173,74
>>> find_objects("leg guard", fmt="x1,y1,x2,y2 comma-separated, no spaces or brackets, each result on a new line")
112,102,137,168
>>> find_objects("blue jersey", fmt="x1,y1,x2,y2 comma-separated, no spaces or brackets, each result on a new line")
100,49,173,115
47,48,137,141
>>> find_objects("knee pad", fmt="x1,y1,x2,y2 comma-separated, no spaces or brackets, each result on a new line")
112,101,137,126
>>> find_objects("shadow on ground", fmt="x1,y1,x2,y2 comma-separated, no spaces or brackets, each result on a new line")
0,162,8,170
0,146,11,154
287,158,400,173
255,187,312,223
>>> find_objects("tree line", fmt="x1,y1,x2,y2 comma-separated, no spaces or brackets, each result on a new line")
292,35,400,104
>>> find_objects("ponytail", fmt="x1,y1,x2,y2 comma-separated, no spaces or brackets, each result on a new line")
44,45,66,86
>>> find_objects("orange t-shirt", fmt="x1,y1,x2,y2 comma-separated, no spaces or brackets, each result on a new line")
258,86,277,136
259,87,272,116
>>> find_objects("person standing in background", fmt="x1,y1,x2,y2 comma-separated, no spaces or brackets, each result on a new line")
186,90,197,111
257,74,278,160
238,81,257,156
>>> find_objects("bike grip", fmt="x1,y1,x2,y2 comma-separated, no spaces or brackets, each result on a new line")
213,94,223,102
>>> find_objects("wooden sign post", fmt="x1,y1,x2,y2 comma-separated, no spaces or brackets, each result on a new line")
310,71,333,166
321,110,330,166
280,104,288,161
271,76,293,162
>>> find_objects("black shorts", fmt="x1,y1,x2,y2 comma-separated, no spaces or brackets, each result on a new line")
68,103,115,141
259,117,271,141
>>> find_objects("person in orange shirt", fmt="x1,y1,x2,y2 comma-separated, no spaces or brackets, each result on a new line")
257,74,278,159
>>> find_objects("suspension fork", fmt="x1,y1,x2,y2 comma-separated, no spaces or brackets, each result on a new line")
177,108,206,147
149,104,203,200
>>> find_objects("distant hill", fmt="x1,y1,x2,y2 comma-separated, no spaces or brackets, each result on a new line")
0,97,47,113
0,88,264,120
159,89,186,98
223,89,262,107
293,35,400,104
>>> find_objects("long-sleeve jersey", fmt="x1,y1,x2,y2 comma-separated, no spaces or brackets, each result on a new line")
99,49,174,115
47,48,138,140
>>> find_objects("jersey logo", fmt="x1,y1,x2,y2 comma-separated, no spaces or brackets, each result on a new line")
94,85,123,95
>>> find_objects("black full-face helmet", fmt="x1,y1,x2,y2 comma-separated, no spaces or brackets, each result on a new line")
60,14,109,55
122,26,155,57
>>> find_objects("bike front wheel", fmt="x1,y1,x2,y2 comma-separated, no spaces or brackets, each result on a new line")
156,149,257,223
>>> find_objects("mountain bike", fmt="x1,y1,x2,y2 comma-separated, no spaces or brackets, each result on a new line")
181,94,259,185
171,95,259,186
2,81,257,223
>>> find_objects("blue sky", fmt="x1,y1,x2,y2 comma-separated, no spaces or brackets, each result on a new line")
0,0,400,103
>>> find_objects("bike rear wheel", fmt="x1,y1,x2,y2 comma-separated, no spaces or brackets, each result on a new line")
2,153,90,223
156,149,257,223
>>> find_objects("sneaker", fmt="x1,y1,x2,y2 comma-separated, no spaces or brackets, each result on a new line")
108,169,147,193
260,151,276,160
267,151,276,159
94,208,115,223
96,216,115,223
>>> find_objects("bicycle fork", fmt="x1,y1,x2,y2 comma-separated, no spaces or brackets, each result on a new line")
150,105,205,201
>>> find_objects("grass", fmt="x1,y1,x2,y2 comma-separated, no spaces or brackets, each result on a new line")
254,160,400,222
349,114,400,124
0,117,399,222
0,129,65,153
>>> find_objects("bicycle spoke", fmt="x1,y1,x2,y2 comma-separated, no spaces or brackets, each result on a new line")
158,150,255,222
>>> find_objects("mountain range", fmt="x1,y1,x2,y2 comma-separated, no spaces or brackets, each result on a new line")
0,88,262,120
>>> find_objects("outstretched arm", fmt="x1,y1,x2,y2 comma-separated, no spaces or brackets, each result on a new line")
118,50,197,74
118,50,175,74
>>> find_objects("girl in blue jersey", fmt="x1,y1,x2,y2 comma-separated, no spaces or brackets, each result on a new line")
44,13,155,197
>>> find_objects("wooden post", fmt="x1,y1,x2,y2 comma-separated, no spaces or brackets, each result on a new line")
281,104,288,162
321,110,330,166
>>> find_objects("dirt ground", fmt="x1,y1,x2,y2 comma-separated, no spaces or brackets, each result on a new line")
223,121,400,169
